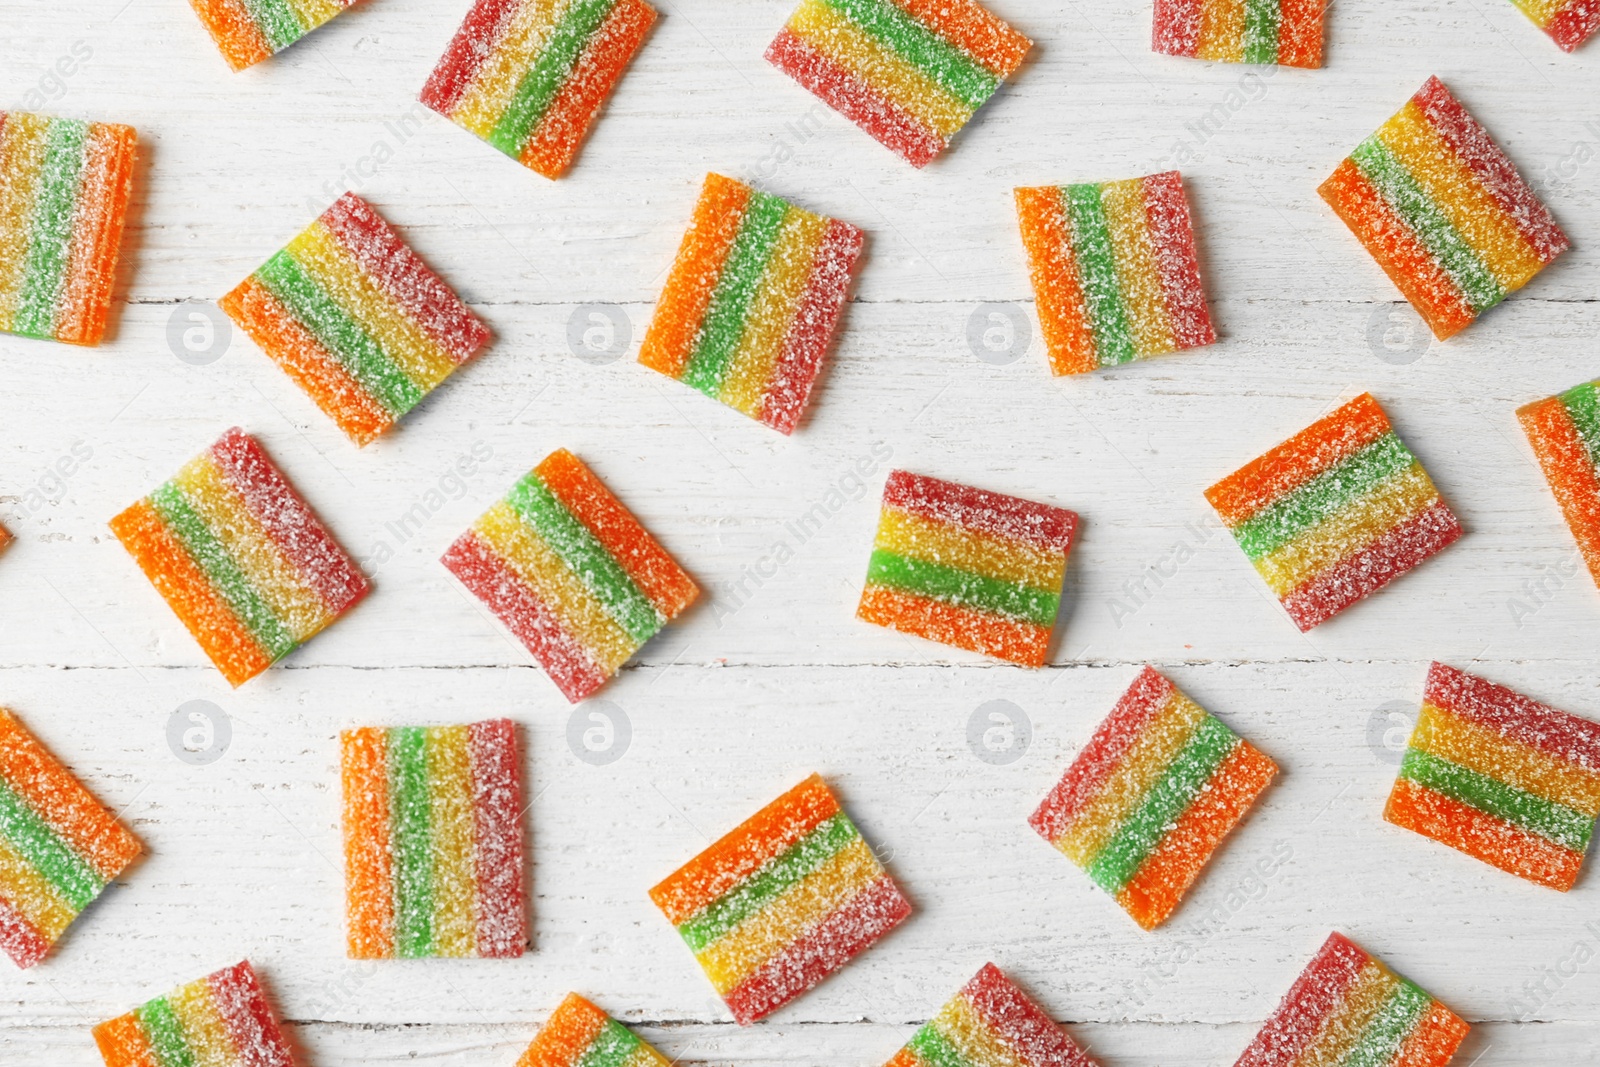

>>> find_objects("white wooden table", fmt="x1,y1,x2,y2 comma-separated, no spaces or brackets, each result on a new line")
2,0,1598,1063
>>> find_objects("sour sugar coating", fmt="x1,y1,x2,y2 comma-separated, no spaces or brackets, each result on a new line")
341,719,526,958
764,0,1032,168
648,774,911,1025
187,0,361,70
0,112,136,346
219,192,491,446
857,470,1077,667
1204,393,1462,631
420,0,657,179
1234,932,1469,1067
0,521,10,552
1029,667,1277,930
885,963,1099,1067
639,174,864,434
1318,76,1568,341
1517,377,1600,592
515,993,671,1067
442,449,697,703
0,708,142,969
109,427,370,687
1015,171,1215,375
1385,663,1600,892
1153,0,1326,67
1508,0,1599,51
93,960,295,1067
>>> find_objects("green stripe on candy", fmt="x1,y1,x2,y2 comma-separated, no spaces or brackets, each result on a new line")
1242,0,1282,64
1559,382,1600,468
817,0,998,110
1063,183,1136,367
390,726,434,958
1400,748,1592,853
677,813,859,953
577,1019,642,1067
242,0,307,52
488,0,618,157
150,482,297,663
909,1021,968,1067
1086,716,1238,895
1231,434,1415,560
0,778,102,911
1350,138,1504,314
13,117,86,340
255,250,423,418
506,472,663,644
680,192,790,397
866,549,1059,627
1343,980,1433,1067
137,997,196,1067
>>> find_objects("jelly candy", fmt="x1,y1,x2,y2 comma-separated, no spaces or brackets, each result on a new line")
93,960,295,1067
1517,378,1600,592
187,0,360,71
1508,0,1599,51
515,993,670,1067
884,963,1099,1067
1153,0,1325,67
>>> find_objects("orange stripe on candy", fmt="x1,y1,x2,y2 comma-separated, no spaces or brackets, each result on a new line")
57,122,136,346
92,1013,161,1067
1385,776,1584,891
341,727,394,959
515,993,609,1067
1518,395,1600,588
1015,186,1095,376
1276,0,1325,68
186,0,274,70
857,583,1050,667
887,0,1031,77
639,174,750,378
1392,999,1471,1067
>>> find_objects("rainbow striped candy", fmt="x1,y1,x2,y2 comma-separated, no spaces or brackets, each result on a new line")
443,449,697,703
515,994,670,1067
1319,76,1568,341
765,0,1032,168
0,708,141,969
1016,172,1214,375
187,0,360,71
341,719,526,958
639,174,864,434
1386,663,1600,892
649,774,911,1025
1518,378,1600,593
1234,933,1469,1067
885,964,1099,1067
857,470,1077,667
220,192,491,447
1153,0,1326,67
93,960,294,1067
1205,393,1462,632
1030,668,1277,930
0,112,136,347
1509,0,1599,51
109,428,370,687
421,0,657,179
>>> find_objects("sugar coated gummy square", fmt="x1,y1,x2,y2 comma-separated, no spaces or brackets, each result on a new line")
884,964,1099,1067
1385,663,1600,892
1015,171,1214,375
639,174,864,434
1153,0,1326,67
341,719,526,958
0,708,142,969
515,994,671,1067
0,112,136,346
1205,393,1462,632
219,192,491,446
1517,377,1600,592
1318,76,1568,341
109,427,370,687
442,449,697,703
93,960,295,1067
187,0,362,71
1029,668,1277,930
420,0,658,179
764,0,1032,168
857,470,1077,667
1233,932,1469,1067
1508,0,1599,51
648,774,911,1025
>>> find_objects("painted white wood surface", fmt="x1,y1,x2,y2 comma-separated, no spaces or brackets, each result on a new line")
2,0,1599,1063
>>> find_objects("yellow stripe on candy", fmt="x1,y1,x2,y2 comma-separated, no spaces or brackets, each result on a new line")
0,113,52,333
452,0,571,137
1513,0,1567,25
1255,464,1439,596
1414,703,1600,816
1376,103,1544,293
289,223,457,393
0,836,76,941
875,507,1064,591
1295,961,1400,1067
428,725,478,958
696,835,881,994
474,502,636,672
283,0,342,32
621,1043,674,1067
718,207,827,418
1196,0,1247,62
168,977,240,1065
932,993,1030,1067
172,455,331,643
1099,178,1176,360
1054,692,1206,865
788,0,972,139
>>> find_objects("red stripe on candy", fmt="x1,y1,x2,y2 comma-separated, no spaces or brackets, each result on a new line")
419,0,524,116
963,963,1096,1067
1234,933,1371,1067
209,961,294,1067
1545,0,1600,51
883,470,1078,554
1151,0,1202,57
469,718,528,958
1424,662,1600,772
758,217,864,435
1142,171,1215,350
0,895,51,969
